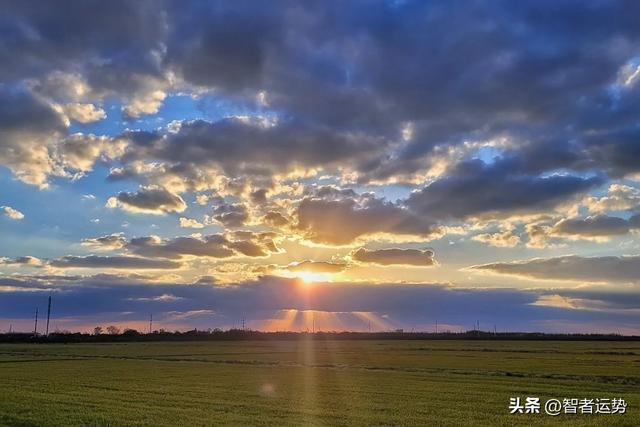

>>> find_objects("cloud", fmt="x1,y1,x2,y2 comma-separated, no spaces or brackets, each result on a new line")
0,256,42,267
250,188,268,204
0,86,123,187
584,184,640,214
287,261,347,274
208,203,249,228
263,211,289,227
0,87,67,187
62,103,106,123
404,158,604,220
81,233,127,250
121,90,166,118
106,186,187,215
0,275,638,334
296,194,440,245
0,2,166,86
471,255,640,284
3,1,640,334
551,215,635,239
1,206,24,220
50,255,181,270
522,214,640,245
179,217,204,229
57,134,126,175
472,230,520,248
120,117,385,182
524,223,561,249
121,232,280,259
293,164,599,245
1,1,640,191
129,293,184,302
351,248,435,266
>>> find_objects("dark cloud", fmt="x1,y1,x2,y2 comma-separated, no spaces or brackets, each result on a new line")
250,188,268,204
107,186,187,215
122,117,384,179
164,1,283,92
1,1,167,103
582,115,640,178
263,211,289,227
351,248,435,266
122,232,279,259
50,255,181,270
0,275,638,333
209,203,249,228
2,1,640,187
472,255,640,283
0,1,163,74
1,1,640,232
405,158,604,220
3,1,640,334
0,256,42,267
295,163,602,244
552,215,635,238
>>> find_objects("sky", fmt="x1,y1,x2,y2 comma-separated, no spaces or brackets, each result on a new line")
1,0,640,334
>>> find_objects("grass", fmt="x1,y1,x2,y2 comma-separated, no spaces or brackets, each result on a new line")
0,340,638,426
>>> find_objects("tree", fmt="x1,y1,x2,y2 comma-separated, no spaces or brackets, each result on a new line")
106,325,120,335
93,326,103,335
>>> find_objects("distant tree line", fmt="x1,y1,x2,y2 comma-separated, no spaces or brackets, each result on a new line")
0,329,638,344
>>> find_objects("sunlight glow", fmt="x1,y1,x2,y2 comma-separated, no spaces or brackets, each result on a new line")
259,309,395,332
294,271,334,283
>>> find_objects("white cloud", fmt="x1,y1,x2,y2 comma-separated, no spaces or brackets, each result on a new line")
179,217,204,228
63,103,106,123
1,206,24,220
122,90,166,118
472,229,520,248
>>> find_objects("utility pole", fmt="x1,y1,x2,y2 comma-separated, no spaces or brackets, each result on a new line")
33,308,38,336
242,317,245,332
149,313,153,334
312,315,315,334
435,320,438,334
45,294,52,336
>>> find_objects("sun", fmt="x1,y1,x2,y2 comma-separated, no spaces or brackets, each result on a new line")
295,271,333,283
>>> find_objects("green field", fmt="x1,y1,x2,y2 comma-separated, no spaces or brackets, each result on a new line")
0,340,638,426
